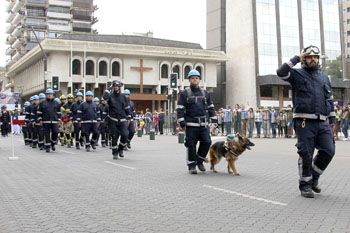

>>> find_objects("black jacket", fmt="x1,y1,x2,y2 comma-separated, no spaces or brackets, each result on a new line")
103,90,130,120
37,98,61,123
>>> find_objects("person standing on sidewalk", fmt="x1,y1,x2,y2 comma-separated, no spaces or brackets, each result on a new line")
262,107,271,138
240,105,248,136
222,105,232,135
277,45,336,198
270,107,278,138
341,107,349,141
254,107,262,138
247,107,255,138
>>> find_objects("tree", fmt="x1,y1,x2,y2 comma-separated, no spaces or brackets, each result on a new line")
325,55,342,79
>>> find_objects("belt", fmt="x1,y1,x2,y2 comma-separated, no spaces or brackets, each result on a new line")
42,121,58,124
186,122,208,127
293,113,327,121
82,120,97,123
109,116,127,122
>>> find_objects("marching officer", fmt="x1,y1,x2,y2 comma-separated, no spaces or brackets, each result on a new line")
29,95,40,148
99,97,109,147
61,94,74,148
59,95,67,145
22,101,31,145
70,92,84,149
25,96,34,146
37,93,46,150
277,45,336,198
123,89,136,149
37,89,61,153
177,69,218,174
102,80,130,159
77,91,100,152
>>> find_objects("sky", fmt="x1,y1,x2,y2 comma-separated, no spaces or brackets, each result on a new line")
0,0,207,67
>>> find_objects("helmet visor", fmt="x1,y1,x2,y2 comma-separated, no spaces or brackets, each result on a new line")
303,46,320,55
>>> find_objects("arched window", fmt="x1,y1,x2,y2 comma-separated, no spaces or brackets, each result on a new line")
86,60,94,75
72,59,81,75
99,61,107,76
112,61,120,76
161,64,169,79
196,66,202,77
173,65,180,78
184,66,191,79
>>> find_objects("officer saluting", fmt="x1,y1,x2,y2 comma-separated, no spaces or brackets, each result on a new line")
177,70,218,174
103,81,130,159
277,45,336,198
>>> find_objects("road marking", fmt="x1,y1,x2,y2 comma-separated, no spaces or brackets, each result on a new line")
104,161,136,170
202,184,288,206
60,150,76,155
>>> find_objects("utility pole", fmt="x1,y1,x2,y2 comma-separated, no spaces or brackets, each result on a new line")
30,26,47,90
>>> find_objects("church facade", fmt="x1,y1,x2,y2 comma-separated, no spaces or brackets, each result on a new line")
6,34,227,111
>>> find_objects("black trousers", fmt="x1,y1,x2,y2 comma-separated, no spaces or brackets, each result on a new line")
22,126,28,144
109,120,128,153
127,120,135,143
32,124,40,146
82,123,98,148
74,122,84,146
184,126,212,168
99,122,109,145
294,119,335,191
43,123,59,149
158,121,164,134
1,123,10,136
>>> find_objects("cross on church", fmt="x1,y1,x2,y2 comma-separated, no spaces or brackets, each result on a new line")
131,59,152,94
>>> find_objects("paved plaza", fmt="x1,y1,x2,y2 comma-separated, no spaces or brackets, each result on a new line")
0,134,350,233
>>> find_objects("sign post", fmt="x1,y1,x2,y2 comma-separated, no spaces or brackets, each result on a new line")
8,117,19,161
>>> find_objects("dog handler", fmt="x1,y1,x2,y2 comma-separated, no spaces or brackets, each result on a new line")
177,70,217,174
276,45,336,198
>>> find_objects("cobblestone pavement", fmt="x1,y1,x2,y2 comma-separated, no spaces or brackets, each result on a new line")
0,134,350,233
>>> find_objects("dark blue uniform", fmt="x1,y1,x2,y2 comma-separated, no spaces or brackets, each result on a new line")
127,99,136,147
21,107,29,145
70,100,84,148
37,98,61,152
102,89,130,156
99,103,109,147
29,103,40,148
77,100,100,149
277,55,336,191
24,105,32,146
177,86,217,169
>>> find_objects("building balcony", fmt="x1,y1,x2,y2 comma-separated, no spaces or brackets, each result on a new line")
47,11,72,20
12,51,22,61
6,24,16,34
6,47,16,56
6,12,15,23
6,35,16,45
11,26,23,37
12,0,25,13
6,1,15,12
11,12,24,25
12,38,25,49
25,0,47,7
47,23,72,32
48,0,72,8
6,59,15,67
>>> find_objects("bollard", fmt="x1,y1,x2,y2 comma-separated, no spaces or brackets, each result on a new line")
178,131,185,144
137,128,142,137
150,130,155,140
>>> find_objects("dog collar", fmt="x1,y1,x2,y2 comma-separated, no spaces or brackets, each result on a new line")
224,142,239,157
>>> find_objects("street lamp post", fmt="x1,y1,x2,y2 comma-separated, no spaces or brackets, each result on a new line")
29,26,47,90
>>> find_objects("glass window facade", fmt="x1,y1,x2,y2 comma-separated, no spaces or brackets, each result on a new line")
301,0,321,49
323,0,342,78
279,0,300,62
256,0,278,75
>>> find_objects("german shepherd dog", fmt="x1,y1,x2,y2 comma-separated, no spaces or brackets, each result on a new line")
206,134,255,175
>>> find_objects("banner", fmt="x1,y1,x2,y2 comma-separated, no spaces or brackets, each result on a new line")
0,92,22,111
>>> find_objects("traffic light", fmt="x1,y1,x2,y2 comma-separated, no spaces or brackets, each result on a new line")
170,73,178,89
52,76,59,91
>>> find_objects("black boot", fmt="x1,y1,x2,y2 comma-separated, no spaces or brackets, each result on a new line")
86,146,90,152
45,148,50,153
197,163,206,172
76,143,80,150
189,167,197,174
301,188,314,198
51,144,56,151
118,149,124,158
127,143,131,149
312,180,321,193
112,150,118,159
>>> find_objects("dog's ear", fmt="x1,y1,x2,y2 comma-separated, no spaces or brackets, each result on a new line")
237,133,243,141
